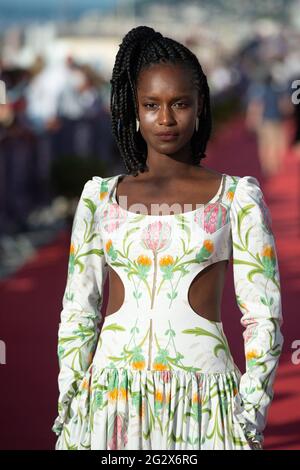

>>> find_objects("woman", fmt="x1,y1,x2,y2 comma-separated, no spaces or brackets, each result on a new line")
52,26,283,450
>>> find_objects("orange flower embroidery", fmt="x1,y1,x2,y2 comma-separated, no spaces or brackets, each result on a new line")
203,240,214,253
137,255,152,266
262,245,275,259
159,255,175,267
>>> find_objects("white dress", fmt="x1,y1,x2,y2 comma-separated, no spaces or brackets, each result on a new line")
52,173,283,450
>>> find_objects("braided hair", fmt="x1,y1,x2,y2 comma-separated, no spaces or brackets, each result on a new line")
110,26,212,177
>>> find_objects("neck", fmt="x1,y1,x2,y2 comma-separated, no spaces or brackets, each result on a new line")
142,146,199,178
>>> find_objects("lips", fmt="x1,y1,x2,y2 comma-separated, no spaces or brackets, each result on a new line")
156,132,178,136
156,132,179,141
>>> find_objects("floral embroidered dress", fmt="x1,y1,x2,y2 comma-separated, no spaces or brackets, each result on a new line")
52,173,283,450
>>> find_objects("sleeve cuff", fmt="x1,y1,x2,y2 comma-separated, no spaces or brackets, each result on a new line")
233,390,265,446
52,415,65,436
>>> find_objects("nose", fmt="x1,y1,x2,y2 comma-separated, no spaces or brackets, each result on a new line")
158,104,176,126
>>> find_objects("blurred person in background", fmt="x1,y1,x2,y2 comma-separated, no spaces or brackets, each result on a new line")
56,63,113,166
0,67,35,235
24,56,77,209
245,67,290,178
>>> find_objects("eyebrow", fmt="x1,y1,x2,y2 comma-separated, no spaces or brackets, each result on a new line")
140,94,191,100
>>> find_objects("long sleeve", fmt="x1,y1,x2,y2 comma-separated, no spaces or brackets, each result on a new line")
52,178,108,437
229,175,284,447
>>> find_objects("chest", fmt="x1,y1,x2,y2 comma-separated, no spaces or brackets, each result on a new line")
101,201,232,267
116,180,223,216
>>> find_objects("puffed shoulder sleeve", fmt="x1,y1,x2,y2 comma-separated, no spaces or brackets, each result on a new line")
52,177,108,437
229,175,284,446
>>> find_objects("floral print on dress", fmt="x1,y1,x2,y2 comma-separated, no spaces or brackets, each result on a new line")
203,203,229,233
52,173,283,451
229,175,283,446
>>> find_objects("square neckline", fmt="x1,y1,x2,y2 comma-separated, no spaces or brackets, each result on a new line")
111,172,227,218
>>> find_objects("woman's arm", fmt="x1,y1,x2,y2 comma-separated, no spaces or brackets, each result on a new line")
230,175,284,448
52,177,108,437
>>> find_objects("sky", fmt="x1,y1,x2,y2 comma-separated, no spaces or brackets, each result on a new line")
0,0,295,26
0,0,118,22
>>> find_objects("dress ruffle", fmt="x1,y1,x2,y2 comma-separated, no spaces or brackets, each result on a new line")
54,366,255,450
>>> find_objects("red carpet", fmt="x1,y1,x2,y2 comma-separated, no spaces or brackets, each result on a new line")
1,114,299,450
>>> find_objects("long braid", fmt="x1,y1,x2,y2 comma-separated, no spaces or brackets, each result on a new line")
110,26,212,176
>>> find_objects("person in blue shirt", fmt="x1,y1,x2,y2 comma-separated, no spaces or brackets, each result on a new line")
245,71,289,178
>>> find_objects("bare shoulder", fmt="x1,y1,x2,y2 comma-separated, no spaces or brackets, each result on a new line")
190,166,224,181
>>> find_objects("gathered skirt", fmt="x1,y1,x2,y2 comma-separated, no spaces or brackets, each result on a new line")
54,365,253,450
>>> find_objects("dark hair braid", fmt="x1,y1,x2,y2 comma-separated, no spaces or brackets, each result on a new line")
110,25,212,176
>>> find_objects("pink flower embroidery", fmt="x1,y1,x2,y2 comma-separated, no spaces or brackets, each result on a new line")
102,203,127,233
161,370,172,383
141,221,172,309
243,325,258,344
203,203,228,234
108,414,128,450
241,316,259,343
241,316,258,327
141,221,172,253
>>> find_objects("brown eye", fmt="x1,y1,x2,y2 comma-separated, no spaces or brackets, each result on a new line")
144,103,157,108
174,102,187,108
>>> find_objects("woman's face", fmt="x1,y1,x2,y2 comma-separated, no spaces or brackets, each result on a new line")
136,62,203,156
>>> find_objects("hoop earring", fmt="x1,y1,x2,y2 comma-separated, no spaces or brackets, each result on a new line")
195,116,199,132
136,119,140,132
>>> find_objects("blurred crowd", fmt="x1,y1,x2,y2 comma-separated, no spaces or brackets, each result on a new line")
0,56,125,277
237,31,300,178
0,56,122,235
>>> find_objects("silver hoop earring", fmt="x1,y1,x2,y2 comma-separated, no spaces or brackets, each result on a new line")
195,116,199,132
136,119,139,132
